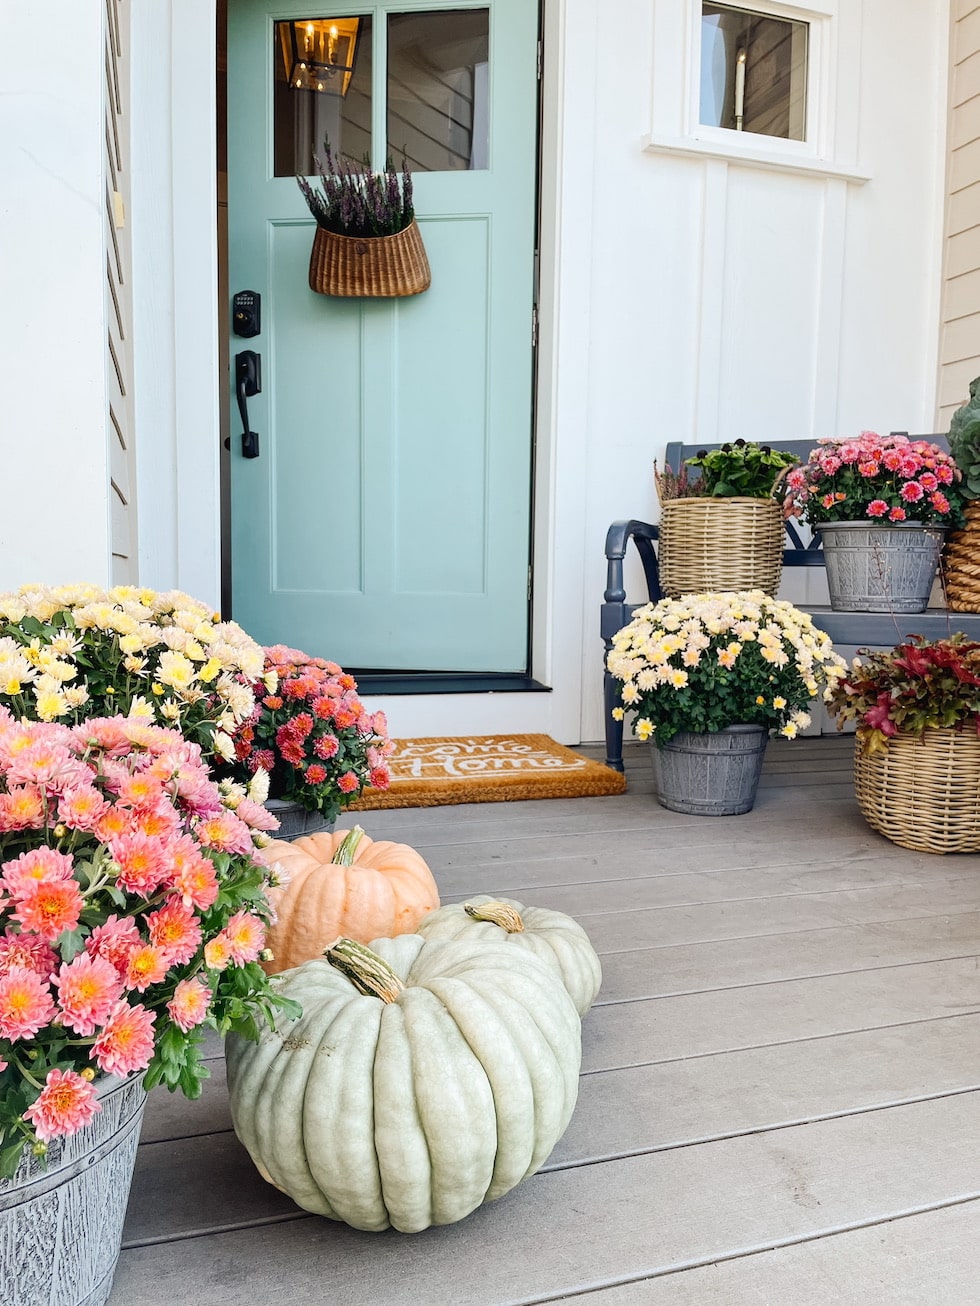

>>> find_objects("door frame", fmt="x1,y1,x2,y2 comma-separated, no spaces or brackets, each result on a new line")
130,0,596,744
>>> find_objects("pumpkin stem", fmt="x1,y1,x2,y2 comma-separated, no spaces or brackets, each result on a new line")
324,937,406,1002
331,825,366,866
463,900,525,933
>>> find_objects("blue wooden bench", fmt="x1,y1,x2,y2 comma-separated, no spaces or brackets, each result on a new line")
602,435,980,771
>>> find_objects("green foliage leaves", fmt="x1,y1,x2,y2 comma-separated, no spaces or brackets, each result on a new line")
685,441,799,500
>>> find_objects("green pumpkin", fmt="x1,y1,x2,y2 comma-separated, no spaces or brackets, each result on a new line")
226,934,581,1233
417,896,602,1016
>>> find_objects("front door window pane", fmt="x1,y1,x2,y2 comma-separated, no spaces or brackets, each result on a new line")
387,10,490,172
700,4,807,141
273,15,373,177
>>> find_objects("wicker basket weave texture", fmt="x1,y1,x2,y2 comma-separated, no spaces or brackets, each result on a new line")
308,220,431,298
854,727,980,854
943,502,980,613
658,497,784,598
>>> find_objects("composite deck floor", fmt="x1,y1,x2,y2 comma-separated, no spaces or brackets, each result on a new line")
110,737,980,1304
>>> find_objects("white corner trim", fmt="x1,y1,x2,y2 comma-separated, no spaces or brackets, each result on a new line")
642,132,870,183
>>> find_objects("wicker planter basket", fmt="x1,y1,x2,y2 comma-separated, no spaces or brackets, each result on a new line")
309,220,431,298
854,727,980,853
943,501,980,612
657,497,784,598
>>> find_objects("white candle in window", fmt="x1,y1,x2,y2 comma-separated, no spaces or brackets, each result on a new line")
734,48,747,130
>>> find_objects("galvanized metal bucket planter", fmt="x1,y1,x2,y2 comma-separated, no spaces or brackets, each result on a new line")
265,797,336,842
651,724,768,816
0,1074,145,1306
818,521,946,613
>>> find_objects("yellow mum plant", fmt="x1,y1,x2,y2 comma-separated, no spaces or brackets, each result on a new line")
608,591,847,746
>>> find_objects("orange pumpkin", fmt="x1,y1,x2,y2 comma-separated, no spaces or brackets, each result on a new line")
259,826,440,974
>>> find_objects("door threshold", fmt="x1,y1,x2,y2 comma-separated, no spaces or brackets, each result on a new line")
350,673,552,696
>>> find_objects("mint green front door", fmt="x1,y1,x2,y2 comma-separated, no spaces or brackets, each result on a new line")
227,0,538,671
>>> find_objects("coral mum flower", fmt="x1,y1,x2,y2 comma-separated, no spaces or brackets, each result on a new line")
92,1000,156,1076
167,977,212,1032
110,831,169,895
0,929,58,980
0,785,47,832
865,499,889,518
24,1067,101,1141
146,900,202,966
0,964,56,1040
13,877,83,941
57,784,108,831
86,914,142,978
123,944,170,993
223,910,265,965
2,846,75,898
171,840,219,912
204,934,233,972
337,770,359,794
54,952,124,1035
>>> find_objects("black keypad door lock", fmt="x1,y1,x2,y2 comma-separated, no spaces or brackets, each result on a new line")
236,351,261,458
232,290,261,338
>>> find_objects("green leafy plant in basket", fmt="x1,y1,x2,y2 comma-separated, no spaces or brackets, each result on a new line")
685,439,799,498
948,378,980,500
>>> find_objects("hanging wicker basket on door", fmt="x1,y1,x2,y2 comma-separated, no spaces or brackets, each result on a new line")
854,727,980,854
655,465,789,598
943,501,980,612
308,220,431,298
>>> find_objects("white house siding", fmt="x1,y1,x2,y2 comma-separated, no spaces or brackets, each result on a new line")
0,3,115,587
938,0,980,428
106,0,139,583
576,0,949,744
0,0,951,746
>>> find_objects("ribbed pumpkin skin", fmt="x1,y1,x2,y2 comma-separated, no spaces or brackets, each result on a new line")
226,935,582,1232
417,895,602,1016
260,830,440,973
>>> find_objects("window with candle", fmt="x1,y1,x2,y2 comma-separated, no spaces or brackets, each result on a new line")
700,4,808,141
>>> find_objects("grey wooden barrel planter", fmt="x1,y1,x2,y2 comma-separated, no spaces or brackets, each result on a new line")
818,521,946,613
651,725,769,816
0,1074,145,1306
265,797,336,841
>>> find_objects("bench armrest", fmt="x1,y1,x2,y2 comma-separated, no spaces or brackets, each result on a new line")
604,519,662,609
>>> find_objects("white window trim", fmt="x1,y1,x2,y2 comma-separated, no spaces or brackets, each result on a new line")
643,0,869,184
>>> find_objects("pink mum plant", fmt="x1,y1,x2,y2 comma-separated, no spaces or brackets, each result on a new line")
784,432,964,527
226,645,394,823
0,711,298,1177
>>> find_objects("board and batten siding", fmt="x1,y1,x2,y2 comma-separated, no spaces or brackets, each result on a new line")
939,0,980,427
105,0,139,584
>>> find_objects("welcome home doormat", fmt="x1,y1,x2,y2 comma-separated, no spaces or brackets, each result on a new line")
348,734,627,810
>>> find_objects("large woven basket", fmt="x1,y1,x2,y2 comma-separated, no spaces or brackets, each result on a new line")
657,497,784,597
854,727,980,853
309,220,431,298
943,501,980,612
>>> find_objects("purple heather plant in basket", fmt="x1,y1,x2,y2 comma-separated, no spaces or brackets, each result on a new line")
297,139,415,239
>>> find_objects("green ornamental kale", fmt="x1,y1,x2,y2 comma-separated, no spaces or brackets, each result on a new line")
948,375,980,499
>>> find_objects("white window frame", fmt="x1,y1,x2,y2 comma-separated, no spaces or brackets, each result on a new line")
644,0,869,184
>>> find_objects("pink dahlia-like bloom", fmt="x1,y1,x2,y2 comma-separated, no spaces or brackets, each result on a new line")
24,1067,101,1142
821,493,837,510
889,506,907,522
13,877,83,942
882,449,903,471
171,839,219,911
919,472,939,492
146,900,202,966
900,480,924,502
123,944,170,993
86,914,142,978
92,1000,156,1076
1,846,75,898
54,952,124,1035
369,765,391,790
857,461,880,478
57,784,108,831
313,733,340,761
305,764,327,786
0,964,56,1040
936,463,954,485
223,910,265,965
194,811,253,856
167,977,212,1032
203,934,233,972
5,740,80,790
866,500,889,518
337,771,359,794
0,785,47,832
0,929,58,980
110,830,169,896
931,491,951,513
234,796,280,833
